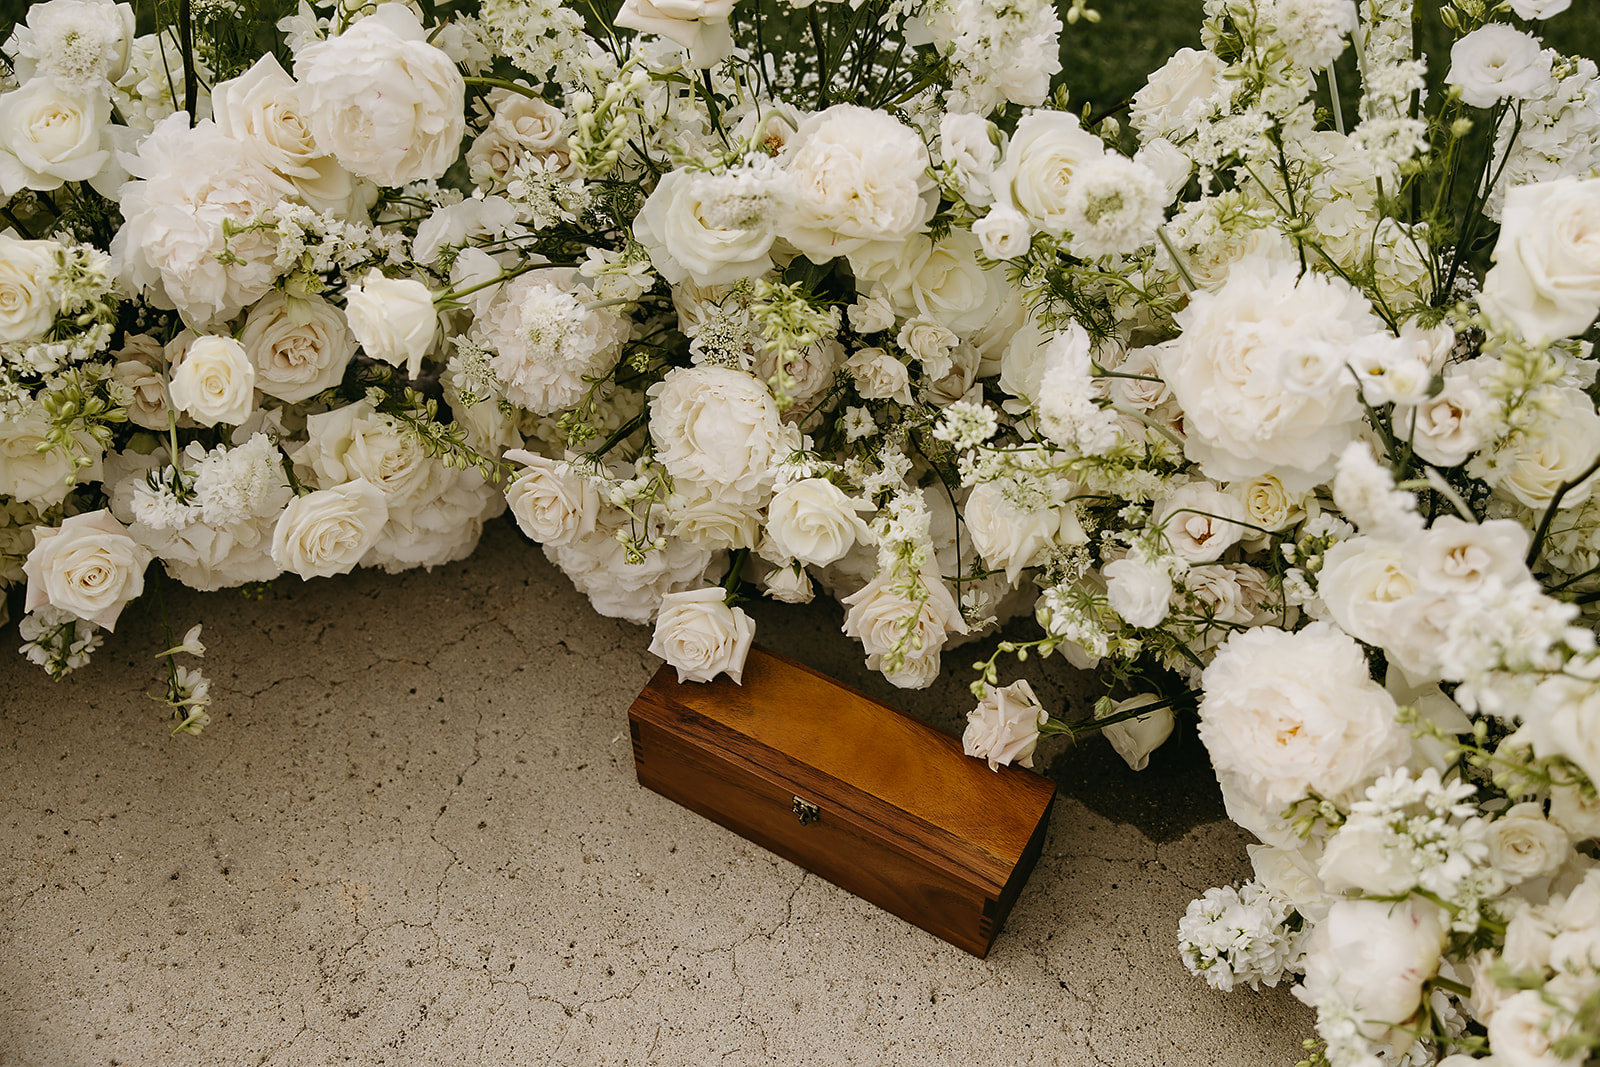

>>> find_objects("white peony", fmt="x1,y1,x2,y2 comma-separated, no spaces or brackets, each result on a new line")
1481,178,1600,345
168,335,256,427
239,291,354,403
780,105,935,263
1446,24,1550,110
647,586,756,684
503,450,600,547
1295,898,1448,1049
963,678,1048,771
345,270,437,379
271,479,389,580
648,366,788,502
1198,622,1411,812
764,479,873,568
293,4,465,186
22,510,151,631
0,234,59,343
0,80,112,196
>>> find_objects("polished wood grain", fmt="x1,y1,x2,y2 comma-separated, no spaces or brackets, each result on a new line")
628,646,1056,958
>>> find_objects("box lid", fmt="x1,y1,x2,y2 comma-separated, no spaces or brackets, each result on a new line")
630,646,1056,894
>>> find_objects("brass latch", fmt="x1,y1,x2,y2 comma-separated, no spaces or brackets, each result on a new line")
792,796,821,825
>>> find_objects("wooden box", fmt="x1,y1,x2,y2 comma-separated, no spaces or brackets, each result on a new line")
627,646,1057,957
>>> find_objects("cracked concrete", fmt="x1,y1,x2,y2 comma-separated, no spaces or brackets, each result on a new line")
0,519,1312,1065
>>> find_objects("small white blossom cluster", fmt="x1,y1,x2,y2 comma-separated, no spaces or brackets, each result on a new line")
1178,881,1301,992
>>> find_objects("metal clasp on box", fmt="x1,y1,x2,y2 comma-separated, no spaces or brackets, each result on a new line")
792,796,820,825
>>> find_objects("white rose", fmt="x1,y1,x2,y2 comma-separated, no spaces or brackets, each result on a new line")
634,169,779,288
896,316,959,380
1446,25,1549,110
1481,178,1600,345
615,0,736,67
1133,138,1193,204
1316,536,1452,678
1495,387,1600,510
1248,843,1334,925
1509,0,1570,16
973,206,1033,260
988,111,1106,238
168,335,256,427
271,479,389,579
0,80,111,196
1488,990,1576,1067
294,402,435,519
781,105,934,263
345,269,437,378
1489,802,1570,884
848,291,895,334
466,90,570,185
0,409,101,508
939,112,999,207
294,4,465,186
841,566,965,689
1517,676,1600,788
1130,47,1225,141
110,357,170,431
857,228,1005,336
503,450,600,547
648,366,788,502
1198,622,1412,811
1155,480,1249,563
963,678,1048,771
239,291,355,403
0,234,59,343
845,347,913,404
765,479,873,568
1103,555,1172,629
964,480,1061,585
1318,819,1418,897
762,560,814,604
1296,898,1447,1047
648,586,756,684
1406,516,1530,596
755,337,841,415
1551,782,1600,840
21,510,151,630
1098,693,1174,772
1404,370,1485,468
1227,474,1307,538
667,489,761,553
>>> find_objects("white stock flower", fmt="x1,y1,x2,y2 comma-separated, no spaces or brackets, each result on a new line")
345,270,437,379
1198,622,1411,812
0,234,59,343
294,5,465,186
1099,694,1175,772
240,291,355,403
22,510,151,631
0,80,112,196
781,105,934,263
503,450,600,547
1481,178,1600,346
988,110,1106,238
648,587,756,684
764,479,872,568
1103,555,1172,629
168,335,257,427
271,479,389,579
1266,0,1356,72
963,678,1048,771
1446,25,1549,110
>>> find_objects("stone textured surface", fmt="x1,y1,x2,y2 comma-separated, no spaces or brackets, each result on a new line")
0,519,1312,1065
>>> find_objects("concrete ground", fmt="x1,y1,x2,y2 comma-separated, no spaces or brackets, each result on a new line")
0,518,1313,1066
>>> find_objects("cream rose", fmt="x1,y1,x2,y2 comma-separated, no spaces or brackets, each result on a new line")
616,0,737,67
1404,371,1486,468
1130,47,1225,141
845,347,913,404
841,566,966,689
168,334,256,427
466,90,570,185
963,678,1048,771
667,489,762,553
293,4,465,186
634,168,778,288
648,366,788,501
1098,693,1175,772
0,80,111,196
240,291,355,403
988,111,1106,238
964,480,1061,585
1407,516,1530,596
503,450,600,547
110,357,171,431
1495,387,1600,510
345,270,437,378
1481,178,1600,345
1489,802,1570,884
973,206,1032,261
858,228,1005,336
762,560,814,604
647,586,756,684
22,510,151,631
764,478,873,568
271,479,389,579
0,234,58,343
0,410,101,508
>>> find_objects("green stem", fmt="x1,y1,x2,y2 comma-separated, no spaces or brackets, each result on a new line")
463,76,539,99
179,0,197,124
722,548,748,597
809,6,830,106
1527,450,1600,568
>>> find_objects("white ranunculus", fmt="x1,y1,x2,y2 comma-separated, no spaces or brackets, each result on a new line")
1103,555,1172,629
503,450,600,547
1407,517,1530,596
1489,802,1570,884
239,291,355,403
0,80,111,196
845,347,913,404
293,4,465,186
168,335,256,427
0,234,58,343
345,270,437,378
963,678,1048,771
634,168,778,288
648,586,756,684
988,111,1106,238
939,112,999,207
1495,387,1600,510
1155,480,1249,563
0,410,101,508
973,206,1032,260
1099,694,1175,772
964,480,1061,584
1446,24,1549,110
648,366,788,503
1295,898,1447,1049
271,479,389,579
1481,178,1600,345
22,510,151,631
1130,47,1225,142
781,105,934,263
764,479,872,568
616,0,736,68
1404,370,1486,468
1197,622,1411,812
1157,252,1378,492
